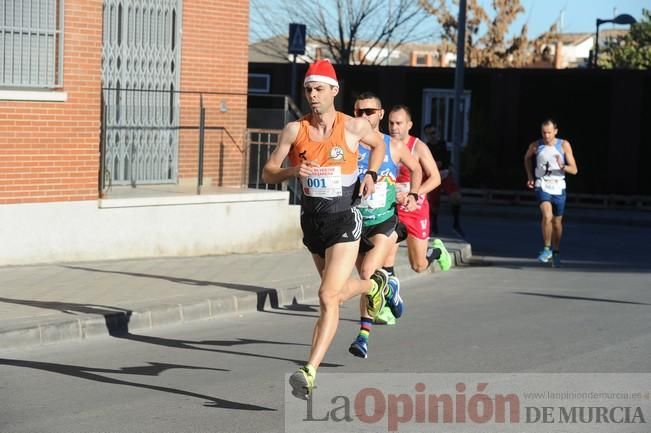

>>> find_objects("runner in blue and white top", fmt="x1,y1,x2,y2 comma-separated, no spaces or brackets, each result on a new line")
357,133,398,226
524,119,578,268
348,92,423,359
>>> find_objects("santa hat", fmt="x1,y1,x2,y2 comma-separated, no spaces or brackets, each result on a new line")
304,59,338,87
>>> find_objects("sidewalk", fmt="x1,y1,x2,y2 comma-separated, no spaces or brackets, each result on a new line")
452,202,651,227
0,237,472,350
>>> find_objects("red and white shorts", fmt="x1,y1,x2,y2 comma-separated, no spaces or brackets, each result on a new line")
396,198,430,240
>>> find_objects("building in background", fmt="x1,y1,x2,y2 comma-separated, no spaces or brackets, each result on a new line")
250,28,631,70
553,29,629,68
0,0,301,265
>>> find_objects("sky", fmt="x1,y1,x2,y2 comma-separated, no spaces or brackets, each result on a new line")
249,0,648,42
509,0,646,37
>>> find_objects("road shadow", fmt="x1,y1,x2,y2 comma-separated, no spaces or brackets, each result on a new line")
61,265,287,311
0,358,272,411
258,297,359,323
0,297,337,405
512,291,651,306
0,296,133,335
0,298,343,367
114,333,343,368
467,255,651,273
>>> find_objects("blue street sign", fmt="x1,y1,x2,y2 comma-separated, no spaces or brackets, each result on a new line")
288,23,306,55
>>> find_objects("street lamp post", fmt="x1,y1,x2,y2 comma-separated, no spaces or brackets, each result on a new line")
593,13,637,68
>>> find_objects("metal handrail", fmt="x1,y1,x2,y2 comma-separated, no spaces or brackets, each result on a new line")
100,87,246,195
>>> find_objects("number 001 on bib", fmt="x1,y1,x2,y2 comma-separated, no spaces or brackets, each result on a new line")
303,166,343,198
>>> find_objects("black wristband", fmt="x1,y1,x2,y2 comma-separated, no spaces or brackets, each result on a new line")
408,192,418,201
365,170,378,183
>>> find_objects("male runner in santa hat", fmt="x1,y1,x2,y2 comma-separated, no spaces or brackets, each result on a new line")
263,60,412,399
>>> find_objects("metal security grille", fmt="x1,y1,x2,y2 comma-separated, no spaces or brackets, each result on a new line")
0,0,64,88
101,0,181,185
247,128,302,205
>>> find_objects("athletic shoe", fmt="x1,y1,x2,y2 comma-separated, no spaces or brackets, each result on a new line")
552,252,561,268
374,305,396,325
348,335,369,358
289,366,315,400
432,239,452,271
367,269,388,318
385,276,404,318
537,249,553,263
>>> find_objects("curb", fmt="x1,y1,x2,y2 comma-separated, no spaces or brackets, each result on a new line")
0,288,310,350
0,241,471,351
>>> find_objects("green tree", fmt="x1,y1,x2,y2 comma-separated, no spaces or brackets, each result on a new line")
600,9,651,69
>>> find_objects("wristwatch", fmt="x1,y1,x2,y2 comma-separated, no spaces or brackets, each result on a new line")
365,170,378,183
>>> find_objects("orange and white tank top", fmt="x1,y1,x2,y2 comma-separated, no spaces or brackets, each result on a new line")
289,112,360,214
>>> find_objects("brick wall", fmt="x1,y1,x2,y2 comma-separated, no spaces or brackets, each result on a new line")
178,0,249,187
0,0,103,205
0,0,251,205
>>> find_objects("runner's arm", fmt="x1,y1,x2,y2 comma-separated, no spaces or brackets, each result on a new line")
356,120,386,197
524,142,536,188
262,122,304,184
561,141,578,175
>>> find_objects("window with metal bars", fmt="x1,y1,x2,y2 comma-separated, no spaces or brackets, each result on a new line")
0,0,64,89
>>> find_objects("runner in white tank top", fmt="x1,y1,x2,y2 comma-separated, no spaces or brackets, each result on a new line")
524,119,578,267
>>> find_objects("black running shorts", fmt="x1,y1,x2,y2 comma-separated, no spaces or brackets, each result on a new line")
301,208,362,258
359,214,399,254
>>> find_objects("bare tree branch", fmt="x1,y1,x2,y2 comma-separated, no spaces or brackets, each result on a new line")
250,0,439,65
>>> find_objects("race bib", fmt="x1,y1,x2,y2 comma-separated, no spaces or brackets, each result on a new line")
395,182,410,193
359,182,387,208
540,178,565,195
303,166,342,198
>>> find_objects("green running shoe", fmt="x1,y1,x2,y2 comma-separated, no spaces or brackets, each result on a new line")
289,366,315,400
374,305,396,325
367,269,388,319
432,239,452,271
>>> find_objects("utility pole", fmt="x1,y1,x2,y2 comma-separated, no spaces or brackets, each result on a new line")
288,23,306,103
451,0,467,186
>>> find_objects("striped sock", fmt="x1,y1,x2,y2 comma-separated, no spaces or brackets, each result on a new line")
358,317,373,340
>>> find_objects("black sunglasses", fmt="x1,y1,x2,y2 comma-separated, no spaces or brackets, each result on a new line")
354,108,380,117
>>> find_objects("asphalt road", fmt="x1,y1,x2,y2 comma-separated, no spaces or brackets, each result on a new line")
1,215,650,433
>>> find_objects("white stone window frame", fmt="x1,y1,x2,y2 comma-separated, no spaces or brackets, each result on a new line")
0,0,66,101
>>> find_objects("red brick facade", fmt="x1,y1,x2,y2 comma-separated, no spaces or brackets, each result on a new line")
178,0,249,188
0,0,102,205
0,0,249,205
